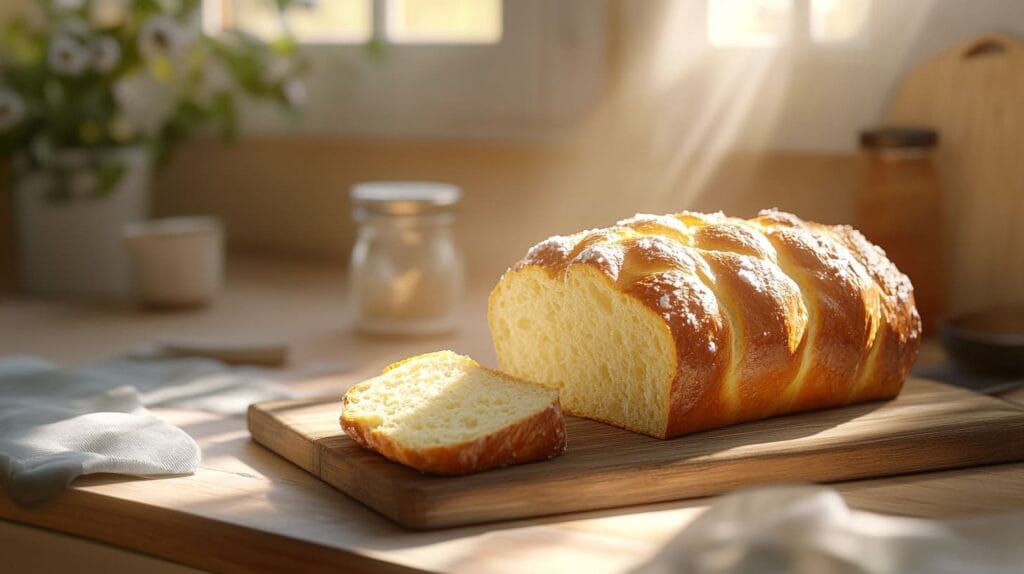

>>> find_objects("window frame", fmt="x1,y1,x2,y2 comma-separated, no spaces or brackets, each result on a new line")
706,0,873,50
221,0,609,140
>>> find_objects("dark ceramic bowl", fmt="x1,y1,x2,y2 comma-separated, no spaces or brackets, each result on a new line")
939,307,1024,376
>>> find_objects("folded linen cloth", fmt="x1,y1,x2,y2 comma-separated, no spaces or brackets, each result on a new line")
634,485,1024,574
0,355,294,504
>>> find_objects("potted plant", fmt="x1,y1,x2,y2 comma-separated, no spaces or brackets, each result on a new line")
0,0,307,297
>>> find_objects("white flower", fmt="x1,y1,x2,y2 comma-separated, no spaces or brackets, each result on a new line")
113,70,176,136
90,0,129,28
138,16,186,61
283,79,306,108
47,33,90,77
91,36,121,72
0,89,26,131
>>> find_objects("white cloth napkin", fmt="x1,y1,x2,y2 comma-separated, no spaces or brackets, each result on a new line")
0,355,295,504
635,485,1024,574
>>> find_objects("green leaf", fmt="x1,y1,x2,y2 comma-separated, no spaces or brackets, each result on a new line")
269,36,297,55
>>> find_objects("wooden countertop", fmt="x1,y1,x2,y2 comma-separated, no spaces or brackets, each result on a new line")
2,257,1023,573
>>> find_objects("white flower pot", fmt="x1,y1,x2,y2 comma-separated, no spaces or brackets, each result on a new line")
14,146,152,298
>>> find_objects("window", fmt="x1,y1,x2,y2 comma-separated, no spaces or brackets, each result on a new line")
223,0,372,43
204,0,503,45
708,0,871,47
210,0,607,139
387,0,502,44
709,0,792,48
809,0,870,43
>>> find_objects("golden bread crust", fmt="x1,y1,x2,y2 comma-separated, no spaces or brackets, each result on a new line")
341,399,566,475
490,210,921,438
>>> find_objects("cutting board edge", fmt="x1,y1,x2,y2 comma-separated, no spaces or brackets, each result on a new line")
248,401,435,525
392,417,1024,529
247,402,321,475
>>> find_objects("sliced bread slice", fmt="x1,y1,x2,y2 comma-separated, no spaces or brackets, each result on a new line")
340,350,566,475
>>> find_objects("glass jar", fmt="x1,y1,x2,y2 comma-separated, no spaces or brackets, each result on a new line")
349,182,464,335
857,127,945,334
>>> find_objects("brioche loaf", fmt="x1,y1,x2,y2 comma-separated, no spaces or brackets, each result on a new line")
488,210,921,439
340,351,566,474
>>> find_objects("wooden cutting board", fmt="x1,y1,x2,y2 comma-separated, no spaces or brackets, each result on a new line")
249,378,1024,530
887,34,1024,315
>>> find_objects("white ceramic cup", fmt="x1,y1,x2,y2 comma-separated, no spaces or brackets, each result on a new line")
122,216,224,308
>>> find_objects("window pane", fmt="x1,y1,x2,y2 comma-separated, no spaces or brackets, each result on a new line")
810,0,871,43
708,0,792,48
386,0,503,44
219,0,373,43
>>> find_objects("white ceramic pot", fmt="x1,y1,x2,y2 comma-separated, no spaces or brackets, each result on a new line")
14,146,151,298
122,216,224,308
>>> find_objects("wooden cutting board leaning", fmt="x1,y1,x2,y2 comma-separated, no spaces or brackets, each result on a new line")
249,378,1024,529
887,34,1024,316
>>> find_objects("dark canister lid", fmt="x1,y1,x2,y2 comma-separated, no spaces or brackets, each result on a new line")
859,127,938,149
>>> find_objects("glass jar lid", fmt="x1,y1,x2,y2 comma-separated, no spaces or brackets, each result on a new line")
351,181,462,217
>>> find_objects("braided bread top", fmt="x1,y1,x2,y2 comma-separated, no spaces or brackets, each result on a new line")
504,209,921,437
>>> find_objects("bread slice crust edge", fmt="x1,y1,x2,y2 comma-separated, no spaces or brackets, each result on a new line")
340,352,568,475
